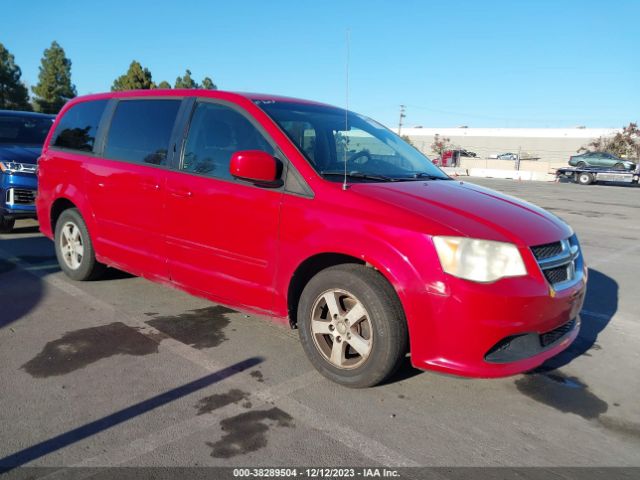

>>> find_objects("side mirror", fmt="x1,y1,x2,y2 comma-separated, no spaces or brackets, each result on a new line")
229,150,279,185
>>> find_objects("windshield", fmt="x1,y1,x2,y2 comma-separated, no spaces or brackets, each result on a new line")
255,100,449,182
0,115,54,145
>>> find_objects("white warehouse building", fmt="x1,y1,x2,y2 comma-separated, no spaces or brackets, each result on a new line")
401,127,622,172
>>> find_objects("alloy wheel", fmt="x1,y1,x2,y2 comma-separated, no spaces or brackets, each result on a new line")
310,289,373,369
59,221,84,270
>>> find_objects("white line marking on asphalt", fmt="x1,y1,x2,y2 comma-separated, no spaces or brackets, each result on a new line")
264,395,421,467
65,372,321,471
21,263,60,271
0,247,421,469
587,243,640,268
0,248,255,373
41,370,417,480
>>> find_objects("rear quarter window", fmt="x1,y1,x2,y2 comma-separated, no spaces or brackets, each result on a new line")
51,100,108,152
104,99,181,166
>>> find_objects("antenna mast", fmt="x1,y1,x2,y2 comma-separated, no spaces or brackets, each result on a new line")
343,29,350,191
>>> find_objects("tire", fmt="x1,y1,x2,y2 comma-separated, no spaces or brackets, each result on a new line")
577,172,594,185
613,162,625,170
54,208,105,281
297,264,408,388
0,216,15,233
576,161,586,168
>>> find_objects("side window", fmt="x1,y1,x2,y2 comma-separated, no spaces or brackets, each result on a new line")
104,100,181,166
279,121,316,164
182,102,274,180
51,100,108,152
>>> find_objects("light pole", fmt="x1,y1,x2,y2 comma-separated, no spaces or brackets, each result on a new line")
398,105,406,135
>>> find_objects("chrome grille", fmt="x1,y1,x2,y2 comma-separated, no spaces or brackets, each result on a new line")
540,318,576,347
544,266,569,284
531,242,563,260
6,188,36,205
531,235,583,290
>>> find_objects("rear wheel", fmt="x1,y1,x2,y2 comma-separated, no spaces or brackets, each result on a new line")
0,216,15,233
297,264,408,388
576,172,595,185
54,208,105,280
576,161,586,168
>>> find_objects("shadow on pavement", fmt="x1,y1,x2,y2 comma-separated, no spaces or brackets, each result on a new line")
8,225,41,234
99,268,135,280
0,234,133,329
536,268,617,372
381,356,424,385
0,357,263,472
0,235,50,329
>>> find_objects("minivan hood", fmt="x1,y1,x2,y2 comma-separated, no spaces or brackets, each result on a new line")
0,145,42,164
352,180,571,246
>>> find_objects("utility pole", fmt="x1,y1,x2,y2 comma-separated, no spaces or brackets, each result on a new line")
398,105,406,135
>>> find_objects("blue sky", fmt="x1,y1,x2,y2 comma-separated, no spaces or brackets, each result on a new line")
4,0,639,128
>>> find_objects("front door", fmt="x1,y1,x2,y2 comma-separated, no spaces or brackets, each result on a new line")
165,100,283,312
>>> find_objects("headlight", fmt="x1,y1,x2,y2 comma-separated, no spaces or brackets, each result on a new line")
0,161,37,173
433,236,526,283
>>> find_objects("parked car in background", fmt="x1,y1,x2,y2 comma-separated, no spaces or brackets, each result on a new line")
443,149,477,159
436,149,478,167
488,152,539,161
569,151,636,170
457,148,477,157
0,110,55,232
37,90,584,387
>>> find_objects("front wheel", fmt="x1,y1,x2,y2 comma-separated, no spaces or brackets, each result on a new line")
576,172,595,185
297,264,408,388
0,216,15,233
54,208,105,280
613,162,626,170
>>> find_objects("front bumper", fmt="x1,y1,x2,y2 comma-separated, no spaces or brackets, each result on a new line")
1,172,37,219
484,317,579,363
408,265,587,378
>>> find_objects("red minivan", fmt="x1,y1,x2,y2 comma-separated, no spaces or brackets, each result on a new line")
37,90,586,387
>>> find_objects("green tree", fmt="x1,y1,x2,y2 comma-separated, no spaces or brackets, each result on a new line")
580,123,640,160
400,134,414,146
174,69,198,89
0,43,31,110
156,80,172,89
201,76,217,90
174,70,217,89
111,60,155,91
430,133,452,158
31,41,76,113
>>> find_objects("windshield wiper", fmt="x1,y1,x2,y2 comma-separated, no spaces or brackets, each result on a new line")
401,172,450,180
320,170,397,182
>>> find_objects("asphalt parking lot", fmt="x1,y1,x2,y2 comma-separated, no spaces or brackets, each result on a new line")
1,177,639,474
